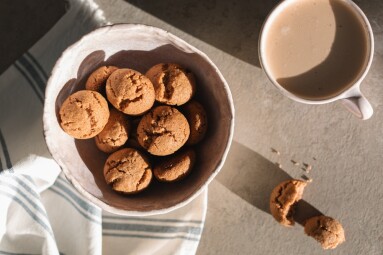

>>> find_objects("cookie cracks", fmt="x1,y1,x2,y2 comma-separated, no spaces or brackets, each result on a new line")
270,179,307,226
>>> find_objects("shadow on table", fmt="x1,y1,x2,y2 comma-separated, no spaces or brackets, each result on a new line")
0,0,67,74
217,141,323,225
124,0,280,67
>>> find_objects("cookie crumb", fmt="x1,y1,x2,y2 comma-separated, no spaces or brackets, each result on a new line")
301,175,313,182
291,160,300,166
271,148,281,155
302,163,312,173
275,162,282,169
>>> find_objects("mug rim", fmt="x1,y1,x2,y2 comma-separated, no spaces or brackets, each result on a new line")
258,0,375,105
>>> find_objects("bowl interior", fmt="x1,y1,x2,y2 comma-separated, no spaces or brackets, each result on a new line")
44,24,234,215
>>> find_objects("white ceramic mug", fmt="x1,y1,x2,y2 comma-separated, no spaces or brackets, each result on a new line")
259,0,374,120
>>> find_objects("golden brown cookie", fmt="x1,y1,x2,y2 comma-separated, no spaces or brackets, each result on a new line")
85,66,118,94
103,148,152,194
106,68,155,116
137,106,190,156
153,149,196,182
125,117,143,150
95,108,130,153
304,216,345,249
146,63,196,106
269,179,308,226
59,90,109,139
182,101,208,145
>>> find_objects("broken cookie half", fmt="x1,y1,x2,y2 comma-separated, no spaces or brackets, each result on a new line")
269,179,308,226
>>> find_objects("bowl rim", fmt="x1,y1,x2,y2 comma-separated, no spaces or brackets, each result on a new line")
43,23,235,216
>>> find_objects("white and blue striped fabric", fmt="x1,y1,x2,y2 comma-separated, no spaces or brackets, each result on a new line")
0,0,207,254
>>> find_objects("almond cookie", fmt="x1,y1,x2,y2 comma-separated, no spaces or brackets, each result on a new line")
85,65,118,94
304,216,345,249
95,108,130,153
103,148,152,194
153,149,196,182
137,106,190,156
106,68,155,116
59,90,109,139
146,63,196,106
269,179,308,226
182,101,208,145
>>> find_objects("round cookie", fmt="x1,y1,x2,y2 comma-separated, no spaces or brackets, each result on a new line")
95,108,130,153
103,148,152,194
137,106,190,156
85,66,118,94
269,179,308,226
153,149,196,182
59,90,109,139
304,216,345,249
146,63,196,106
106,68,155,116
125,117,143,150
182,101,208,145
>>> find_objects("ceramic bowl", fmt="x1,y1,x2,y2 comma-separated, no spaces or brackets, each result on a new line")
43,24,234,216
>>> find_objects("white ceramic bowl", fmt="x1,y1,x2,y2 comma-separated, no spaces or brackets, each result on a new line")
43,24,234,216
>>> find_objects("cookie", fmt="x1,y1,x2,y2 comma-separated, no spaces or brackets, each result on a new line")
106,68,155,116
125,117,143,150
182,100,208,145
137,106,190,156
269,179,308,226
95,108,130,153
85,66,118,94
59,90,109,139
146,63,196,106
103,148,152,194
304,216,345,249
153,149,196,182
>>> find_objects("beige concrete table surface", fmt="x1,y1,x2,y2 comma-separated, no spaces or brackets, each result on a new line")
95,0,383,254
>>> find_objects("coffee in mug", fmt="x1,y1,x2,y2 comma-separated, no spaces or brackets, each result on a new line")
259,0,374,119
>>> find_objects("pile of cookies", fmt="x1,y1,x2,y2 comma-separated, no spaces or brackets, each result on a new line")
58,63,208,194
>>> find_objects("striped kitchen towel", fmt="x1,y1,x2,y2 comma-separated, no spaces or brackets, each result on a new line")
0,0,207,254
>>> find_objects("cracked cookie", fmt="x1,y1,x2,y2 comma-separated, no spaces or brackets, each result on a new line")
106,68,155,116
104,148,152,194
95,108,130,153
153,149,196,182
137,106,190,156
270,179,308,226
304,215,345,249
182,100,208,145
145,63,196,106
85,65,118,95
59,90,109,139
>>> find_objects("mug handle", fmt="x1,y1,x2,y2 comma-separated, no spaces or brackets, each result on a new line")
340,93,373,120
